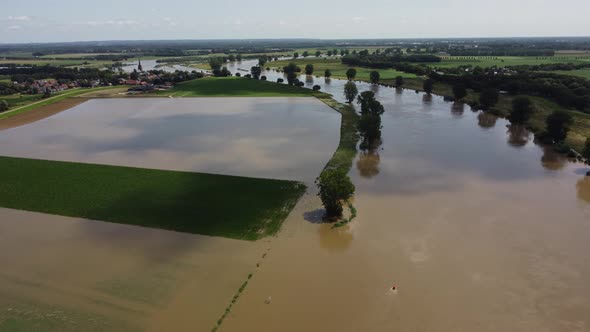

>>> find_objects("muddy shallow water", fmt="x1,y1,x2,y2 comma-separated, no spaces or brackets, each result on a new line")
0,97,339,184
221,90,590,332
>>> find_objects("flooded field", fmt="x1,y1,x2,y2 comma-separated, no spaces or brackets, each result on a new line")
0,97,339,184
0,208,268,331
221,90,590,332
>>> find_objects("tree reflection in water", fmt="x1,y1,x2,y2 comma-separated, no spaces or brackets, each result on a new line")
507,124,532,147
541,145,568,171
356,149,381,179
451,102,465,118
477,111,498,129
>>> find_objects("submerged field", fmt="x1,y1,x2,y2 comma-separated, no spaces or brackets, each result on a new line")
0,156,305,240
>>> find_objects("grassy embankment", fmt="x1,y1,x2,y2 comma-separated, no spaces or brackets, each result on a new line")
154,76,326,97
0,156,306,240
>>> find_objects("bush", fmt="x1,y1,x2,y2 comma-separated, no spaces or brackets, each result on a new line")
582,138,590,162
235,72,241,77
277,78,284,83
316,169,355,218
312,85,321,91
296,81,305,87
261,76,267,81
395,76,404,87
0,100,8,113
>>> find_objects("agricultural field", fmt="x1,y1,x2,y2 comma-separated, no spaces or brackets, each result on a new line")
546,69,590,80
429,55,590,68
267,58,417,81
154,76,322,97
0,156,305,240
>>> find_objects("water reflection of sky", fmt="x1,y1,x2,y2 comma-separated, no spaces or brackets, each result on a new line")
0,98,340,184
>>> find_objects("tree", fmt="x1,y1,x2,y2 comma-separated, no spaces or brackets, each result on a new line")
305,64,314,75
316,168,355,218
235,72,241,77
479,88,500,109
293,52,299,59
258,57,267,67
313,85,321,91
344,81,358,103
327,50,333,57
395,76,404,87
315,50,321,57
208,57,223,71
283,63,300,86
452,84,467,100
228,54,235,62
510,96,534,124
302,51,309,58
545,110,573,142
582,138,590,162
357,91,385,149
369,71,380,84
324,69,332,78
220,67,231,77
423,79,434,94
250,66,262,79
236,54,243,61
346,68,357,80
42,90,51,98
0,100,8,113
261,76,267,81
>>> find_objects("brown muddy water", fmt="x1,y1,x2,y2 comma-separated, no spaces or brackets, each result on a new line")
0,208,268,331
220,89,590,332
0,97,340,184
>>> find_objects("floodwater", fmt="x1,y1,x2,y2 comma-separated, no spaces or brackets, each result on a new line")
0,208,267,331
220,89,590,331
122,59,205,74
0,97,340,184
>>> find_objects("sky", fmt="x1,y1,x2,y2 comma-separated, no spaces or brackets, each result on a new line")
1,0,589,43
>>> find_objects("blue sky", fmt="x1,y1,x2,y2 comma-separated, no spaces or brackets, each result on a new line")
1,0,589,43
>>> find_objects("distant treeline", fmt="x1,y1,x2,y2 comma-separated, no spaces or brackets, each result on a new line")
342,54,441,68
1,65,115,82
508,62,590,72
430,71,590,112
448,49,555,56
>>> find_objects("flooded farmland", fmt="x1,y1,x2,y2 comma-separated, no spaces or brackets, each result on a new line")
1,77,589,332
0,97,340,184
220,90,590,332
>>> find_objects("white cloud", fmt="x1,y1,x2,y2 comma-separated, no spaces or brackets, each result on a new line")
77,19,140,27
8,16,31,21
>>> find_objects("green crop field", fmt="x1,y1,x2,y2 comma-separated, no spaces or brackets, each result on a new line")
0,156,306,240
428,55,590,68
545,69,590,80
268,58,417,81
155,76,321,97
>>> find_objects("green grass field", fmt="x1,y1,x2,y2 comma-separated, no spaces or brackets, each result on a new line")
156,77,321,97
0,156,306,240
544,69,590,80
429,55,590,69
267,58,417,81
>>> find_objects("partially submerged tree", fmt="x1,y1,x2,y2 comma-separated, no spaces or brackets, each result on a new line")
324,69,332,78
423,79,434,94
545,110,573,143
369,71,380,84
316,168,355,218
283,63,301,86
346,68,357,80
344,81,358,103
302,51,309,58
357,91,385,149
452,83,467,100
293,52,299,59
510,96,534,124
313,85,321,91
258,57,267,67
250,66,262,79
315,50,321,57
479,88,500,109
582,138,590,163
305,64,314,75
395,76,404,87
